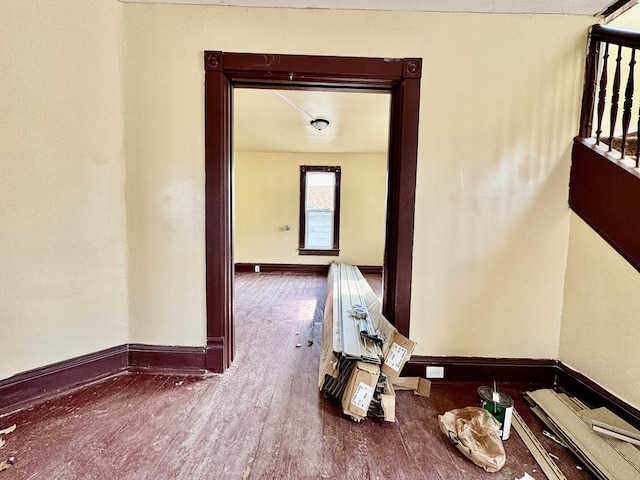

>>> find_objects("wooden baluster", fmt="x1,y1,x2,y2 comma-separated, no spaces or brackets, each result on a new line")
608,45,623,152
621,49,636,158
596,43,610,144
637,100,640,167
579,34,601,138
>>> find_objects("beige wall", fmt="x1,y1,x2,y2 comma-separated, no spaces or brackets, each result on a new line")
561,214,640,409
234,152,387,266
12,0,632,399
0,1,128,379
611,4,640,28
122,5,592,356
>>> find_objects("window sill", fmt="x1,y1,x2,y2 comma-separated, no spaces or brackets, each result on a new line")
298,248,340,256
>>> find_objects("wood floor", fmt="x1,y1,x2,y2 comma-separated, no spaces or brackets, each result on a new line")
0,272,596,480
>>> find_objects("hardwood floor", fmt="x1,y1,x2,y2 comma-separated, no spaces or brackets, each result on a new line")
0,272,595,479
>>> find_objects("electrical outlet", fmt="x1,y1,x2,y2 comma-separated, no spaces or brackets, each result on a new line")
254,265,260,273
426,366,445,379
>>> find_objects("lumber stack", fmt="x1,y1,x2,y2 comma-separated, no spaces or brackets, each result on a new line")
318,263,417,421
525,389,640,480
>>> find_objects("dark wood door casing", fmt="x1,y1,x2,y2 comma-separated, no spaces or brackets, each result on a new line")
204,51,421,372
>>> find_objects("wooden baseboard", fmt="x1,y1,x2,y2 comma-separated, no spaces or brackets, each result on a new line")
403,356,558,385
128,344,206,375
0,345,128,415
234,263,383,275
0,344,206,416
556,361,640,428
4,349,638,430
404,356,640,429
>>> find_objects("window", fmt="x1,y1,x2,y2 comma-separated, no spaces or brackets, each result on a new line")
299,166,341,255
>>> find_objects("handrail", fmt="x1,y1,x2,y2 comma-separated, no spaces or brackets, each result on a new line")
591,24,640,50
579,24,640,166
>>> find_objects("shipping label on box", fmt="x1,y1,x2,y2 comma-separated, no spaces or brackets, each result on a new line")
381,332,416,379
350,382,375,410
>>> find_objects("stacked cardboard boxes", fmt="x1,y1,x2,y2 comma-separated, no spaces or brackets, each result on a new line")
318,263,417,421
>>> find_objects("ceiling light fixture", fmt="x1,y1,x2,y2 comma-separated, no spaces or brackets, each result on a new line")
274,91,331,131
310,118,330,131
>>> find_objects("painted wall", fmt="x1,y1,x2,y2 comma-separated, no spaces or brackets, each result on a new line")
122,4,592,357
560,214,640,410
4,0,639,413
557,7,640,411
0,1,128,379
234,152,387,266
611,4,640,28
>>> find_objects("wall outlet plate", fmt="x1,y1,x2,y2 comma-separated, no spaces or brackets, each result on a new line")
426,366,445,379
254,265,260,273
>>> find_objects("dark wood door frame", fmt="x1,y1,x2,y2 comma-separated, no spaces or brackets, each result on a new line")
204,51,421,372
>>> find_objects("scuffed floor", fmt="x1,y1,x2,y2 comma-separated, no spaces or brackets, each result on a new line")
0,273,594,479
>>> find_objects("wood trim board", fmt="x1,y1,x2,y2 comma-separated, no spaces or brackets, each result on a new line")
569,138,640,273
233,263,383,275
403,356,558,385
2,347,640,436
0,344,206,416
128,344,206,375
0,345,128,415
527,389,640,479
204,51,421,372
512,408,567,480
556,361,640,428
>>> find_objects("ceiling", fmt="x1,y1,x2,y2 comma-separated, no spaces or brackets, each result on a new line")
123,0,622,16
233,88,391,154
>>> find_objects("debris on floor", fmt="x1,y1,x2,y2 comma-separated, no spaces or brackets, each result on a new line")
0,457,14,472
515,473,535,480
525,388,640,479
318,263,421,422
391,376,431,398
0,424,16,472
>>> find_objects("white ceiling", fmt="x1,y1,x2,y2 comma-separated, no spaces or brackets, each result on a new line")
233,88,391,154
122,0,619,16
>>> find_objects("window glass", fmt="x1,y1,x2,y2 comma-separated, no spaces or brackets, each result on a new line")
299,166,340,255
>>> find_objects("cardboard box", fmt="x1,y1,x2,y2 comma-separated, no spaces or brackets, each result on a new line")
318,271,339,390
392,376,432,397
341,361,380,421
381,332,416,379
379,375,396,422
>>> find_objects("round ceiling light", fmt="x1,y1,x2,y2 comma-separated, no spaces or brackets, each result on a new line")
310,118,330,131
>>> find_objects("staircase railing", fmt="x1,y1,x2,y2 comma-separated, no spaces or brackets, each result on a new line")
579,24,640,166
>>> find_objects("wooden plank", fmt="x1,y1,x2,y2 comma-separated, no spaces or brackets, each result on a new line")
511,409,567,480
592,421,640,447
578,407,640,471
528,389,640,480
578,406,640,436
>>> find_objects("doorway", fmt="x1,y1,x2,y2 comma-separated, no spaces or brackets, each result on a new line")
204,51,421,372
